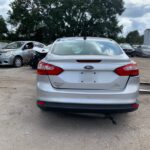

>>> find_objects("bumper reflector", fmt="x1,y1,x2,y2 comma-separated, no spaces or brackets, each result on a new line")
131,103,139,109
37,101,45,106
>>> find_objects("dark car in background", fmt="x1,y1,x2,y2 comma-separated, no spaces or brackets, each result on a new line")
120,43,135,57
135,45,150,57
132,45,140,50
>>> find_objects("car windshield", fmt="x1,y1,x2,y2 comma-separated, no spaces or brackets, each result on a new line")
120,44,133,49
3,42,25,49
51,40,123,56
34,43,45,48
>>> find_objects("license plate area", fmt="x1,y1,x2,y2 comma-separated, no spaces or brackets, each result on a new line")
80,71,96,83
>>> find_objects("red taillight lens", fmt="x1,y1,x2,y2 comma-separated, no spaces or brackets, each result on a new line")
37,61,64,75
131,103,139,109
114,63,139,76
37,101,45,106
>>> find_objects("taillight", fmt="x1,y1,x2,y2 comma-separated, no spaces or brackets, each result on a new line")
131,103,139,109
37,61,64,75
114,63,139,76
37,101,45,106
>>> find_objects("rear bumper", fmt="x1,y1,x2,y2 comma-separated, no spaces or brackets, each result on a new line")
37,76,139,105
37,101,139,113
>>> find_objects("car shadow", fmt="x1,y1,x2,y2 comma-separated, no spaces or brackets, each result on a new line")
0,65,35,70
0,65,14,69
36,111,135,133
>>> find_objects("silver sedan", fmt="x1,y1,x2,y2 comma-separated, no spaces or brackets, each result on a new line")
37,37,140,113
0,41,46,67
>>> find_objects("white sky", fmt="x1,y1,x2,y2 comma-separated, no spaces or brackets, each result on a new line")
119,0,150,36
0,0,150,36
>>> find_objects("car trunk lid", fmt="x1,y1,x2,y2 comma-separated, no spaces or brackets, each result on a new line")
47,55,130,91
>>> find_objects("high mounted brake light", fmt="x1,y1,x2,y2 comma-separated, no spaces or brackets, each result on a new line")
77,60,101,63
37,61,64,75
114,63,139,76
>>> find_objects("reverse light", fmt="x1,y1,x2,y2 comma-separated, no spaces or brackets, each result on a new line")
114,63,139,76
37,61,64,75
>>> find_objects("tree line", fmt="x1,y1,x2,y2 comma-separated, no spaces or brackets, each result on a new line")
0,0,143,44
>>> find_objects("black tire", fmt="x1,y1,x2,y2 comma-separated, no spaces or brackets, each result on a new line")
13,57,23,67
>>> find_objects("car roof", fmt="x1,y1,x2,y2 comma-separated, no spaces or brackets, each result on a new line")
56,37,115,42
17,41,42,44
9,41,44,44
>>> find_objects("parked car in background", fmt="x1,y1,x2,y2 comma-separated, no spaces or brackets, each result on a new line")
0,41,46,67
120,43,135,57
135,45,150,57
132,45,140,50
37,37,139,113
0,42,8,49
29,45,51,69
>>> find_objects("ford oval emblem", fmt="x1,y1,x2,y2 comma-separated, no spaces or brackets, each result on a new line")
84,66,94,70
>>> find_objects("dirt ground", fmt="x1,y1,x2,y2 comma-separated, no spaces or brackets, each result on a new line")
0,57,150,150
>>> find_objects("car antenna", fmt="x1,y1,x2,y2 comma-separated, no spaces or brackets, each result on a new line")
83,21,87,40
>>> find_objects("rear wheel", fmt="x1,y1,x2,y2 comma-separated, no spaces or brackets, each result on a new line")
13,57,23,67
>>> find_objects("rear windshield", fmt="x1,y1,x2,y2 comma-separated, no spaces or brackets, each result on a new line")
51,40,123,56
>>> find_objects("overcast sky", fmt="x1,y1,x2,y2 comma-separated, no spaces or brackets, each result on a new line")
0,0,150,36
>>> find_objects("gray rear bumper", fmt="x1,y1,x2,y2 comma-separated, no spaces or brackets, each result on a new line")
37,101,139,113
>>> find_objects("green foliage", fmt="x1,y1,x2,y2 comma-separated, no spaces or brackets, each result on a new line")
116,36,126,43
0,15,8,40
126,30,143,44
8,0,125,43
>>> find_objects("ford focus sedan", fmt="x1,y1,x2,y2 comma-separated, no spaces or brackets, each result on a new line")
37,37,140,113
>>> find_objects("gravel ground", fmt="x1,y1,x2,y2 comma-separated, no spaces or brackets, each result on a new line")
0,57,150,150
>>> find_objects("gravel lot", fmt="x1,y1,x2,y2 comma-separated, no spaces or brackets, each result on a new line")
0,57,150,150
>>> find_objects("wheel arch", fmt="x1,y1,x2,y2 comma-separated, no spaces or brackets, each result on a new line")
14,55,23,61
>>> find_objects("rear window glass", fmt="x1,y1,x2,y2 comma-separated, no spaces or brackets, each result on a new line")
51,40,123,56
